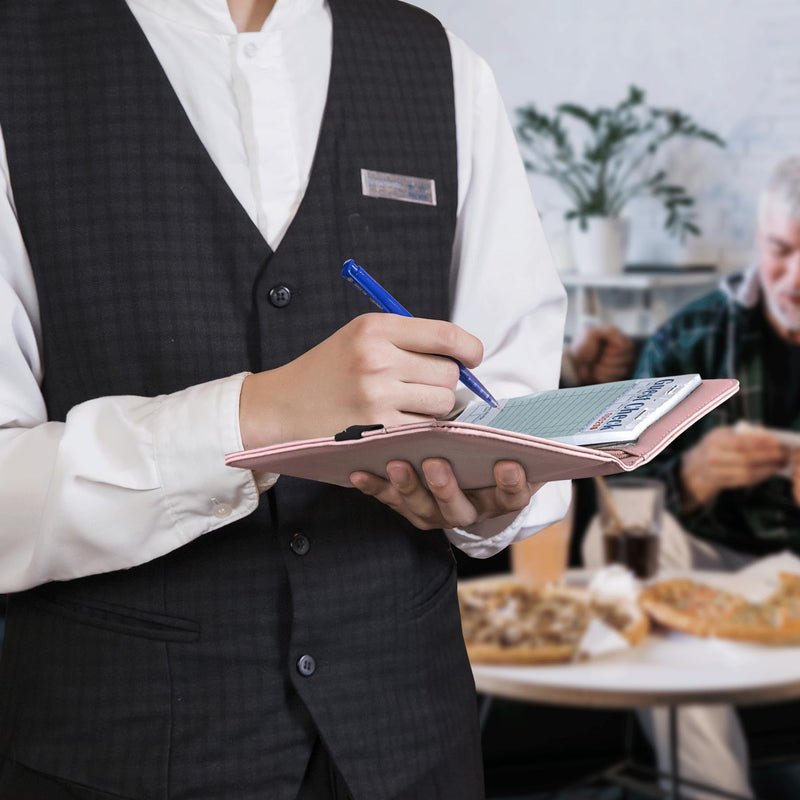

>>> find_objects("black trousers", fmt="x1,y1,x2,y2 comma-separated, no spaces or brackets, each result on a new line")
0,758,122,799
297,734,485,800
0,734,484,800
296,737,354,800
0,748,351,800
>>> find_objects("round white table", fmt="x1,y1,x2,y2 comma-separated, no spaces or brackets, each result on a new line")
473,629,800,709
470,578,800,799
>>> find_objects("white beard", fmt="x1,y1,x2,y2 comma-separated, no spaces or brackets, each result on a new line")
764,285,800,332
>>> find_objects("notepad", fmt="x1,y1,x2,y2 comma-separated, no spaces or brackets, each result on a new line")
455,374,703,446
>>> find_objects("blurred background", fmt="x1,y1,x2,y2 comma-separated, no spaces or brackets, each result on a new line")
402,3,800,798
411,0,797,274
410,0,800,341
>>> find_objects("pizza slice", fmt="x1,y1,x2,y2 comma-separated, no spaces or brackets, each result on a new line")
638,578,749,638
640,573,800,645
458,577,648,665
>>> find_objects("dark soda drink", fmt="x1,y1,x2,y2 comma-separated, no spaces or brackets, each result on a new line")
603,526,659,579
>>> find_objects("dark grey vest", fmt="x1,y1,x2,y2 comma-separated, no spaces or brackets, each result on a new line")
0,2,481,798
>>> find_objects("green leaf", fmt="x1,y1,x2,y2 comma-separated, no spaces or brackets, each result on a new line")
512,86,723,239
556,103,598,129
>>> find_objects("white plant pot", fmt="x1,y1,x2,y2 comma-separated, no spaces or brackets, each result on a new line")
569,216,628,276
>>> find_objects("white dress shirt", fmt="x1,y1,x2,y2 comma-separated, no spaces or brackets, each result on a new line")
0,0,569,592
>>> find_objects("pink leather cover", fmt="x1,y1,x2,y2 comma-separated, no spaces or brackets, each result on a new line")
225,379,739,490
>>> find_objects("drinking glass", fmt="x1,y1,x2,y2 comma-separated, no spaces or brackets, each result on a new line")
597,477,663,579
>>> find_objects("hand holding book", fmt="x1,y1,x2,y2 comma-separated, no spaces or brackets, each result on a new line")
227,376,738,490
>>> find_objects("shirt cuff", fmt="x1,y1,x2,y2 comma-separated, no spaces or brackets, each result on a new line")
152,372,261,546
446,480,571,558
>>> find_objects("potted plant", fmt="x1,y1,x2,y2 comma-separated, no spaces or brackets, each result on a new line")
515,86,725,275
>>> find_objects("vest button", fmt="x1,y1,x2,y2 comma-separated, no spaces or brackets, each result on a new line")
296,654,317,677
268,284,292,308
290,533,310,556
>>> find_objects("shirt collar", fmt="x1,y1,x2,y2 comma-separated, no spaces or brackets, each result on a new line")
721,264,762,309
126,0,320,35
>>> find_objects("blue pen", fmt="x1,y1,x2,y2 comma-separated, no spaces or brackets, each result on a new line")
341,259,499,408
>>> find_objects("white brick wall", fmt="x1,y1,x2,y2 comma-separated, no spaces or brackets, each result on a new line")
411,0,800,275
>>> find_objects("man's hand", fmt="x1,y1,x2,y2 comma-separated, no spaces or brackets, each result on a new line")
239,314,483,450
349,459,542,531
680,426,790,510
570,325,636,385
791,456,800,506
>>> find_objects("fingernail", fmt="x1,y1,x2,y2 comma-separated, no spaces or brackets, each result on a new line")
386,463,407,486
498,465,520,488
349,473,370,491
423,461,448,488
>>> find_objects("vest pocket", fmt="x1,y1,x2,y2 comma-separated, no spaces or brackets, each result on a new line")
0,759,138,799
29,592,200,642
407,560,457,621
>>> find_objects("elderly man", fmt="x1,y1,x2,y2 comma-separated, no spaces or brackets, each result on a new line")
630,155,800,800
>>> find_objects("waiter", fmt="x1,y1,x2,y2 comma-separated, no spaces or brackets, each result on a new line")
0,0,569,797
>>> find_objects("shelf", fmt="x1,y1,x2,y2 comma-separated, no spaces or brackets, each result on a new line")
561,270,721,339
560,271,719,290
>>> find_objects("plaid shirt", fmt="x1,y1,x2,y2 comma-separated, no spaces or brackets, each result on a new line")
634,266,800,555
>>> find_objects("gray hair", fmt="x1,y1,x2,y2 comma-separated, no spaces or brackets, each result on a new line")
758,156,800,222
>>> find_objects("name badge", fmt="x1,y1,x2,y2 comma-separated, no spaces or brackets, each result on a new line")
360,169,437,206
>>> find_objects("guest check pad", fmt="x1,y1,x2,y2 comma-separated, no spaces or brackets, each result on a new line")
456,374,702,447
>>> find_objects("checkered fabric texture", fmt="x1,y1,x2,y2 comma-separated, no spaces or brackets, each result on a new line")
0,0,482,798
635,284,800,555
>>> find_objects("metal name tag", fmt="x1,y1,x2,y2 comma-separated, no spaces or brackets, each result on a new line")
360,169,437,206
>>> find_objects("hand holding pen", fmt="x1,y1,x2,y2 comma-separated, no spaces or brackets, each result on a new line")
239,259,535,534
342,259,498,407
239,267,490,449
338,260,538,531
